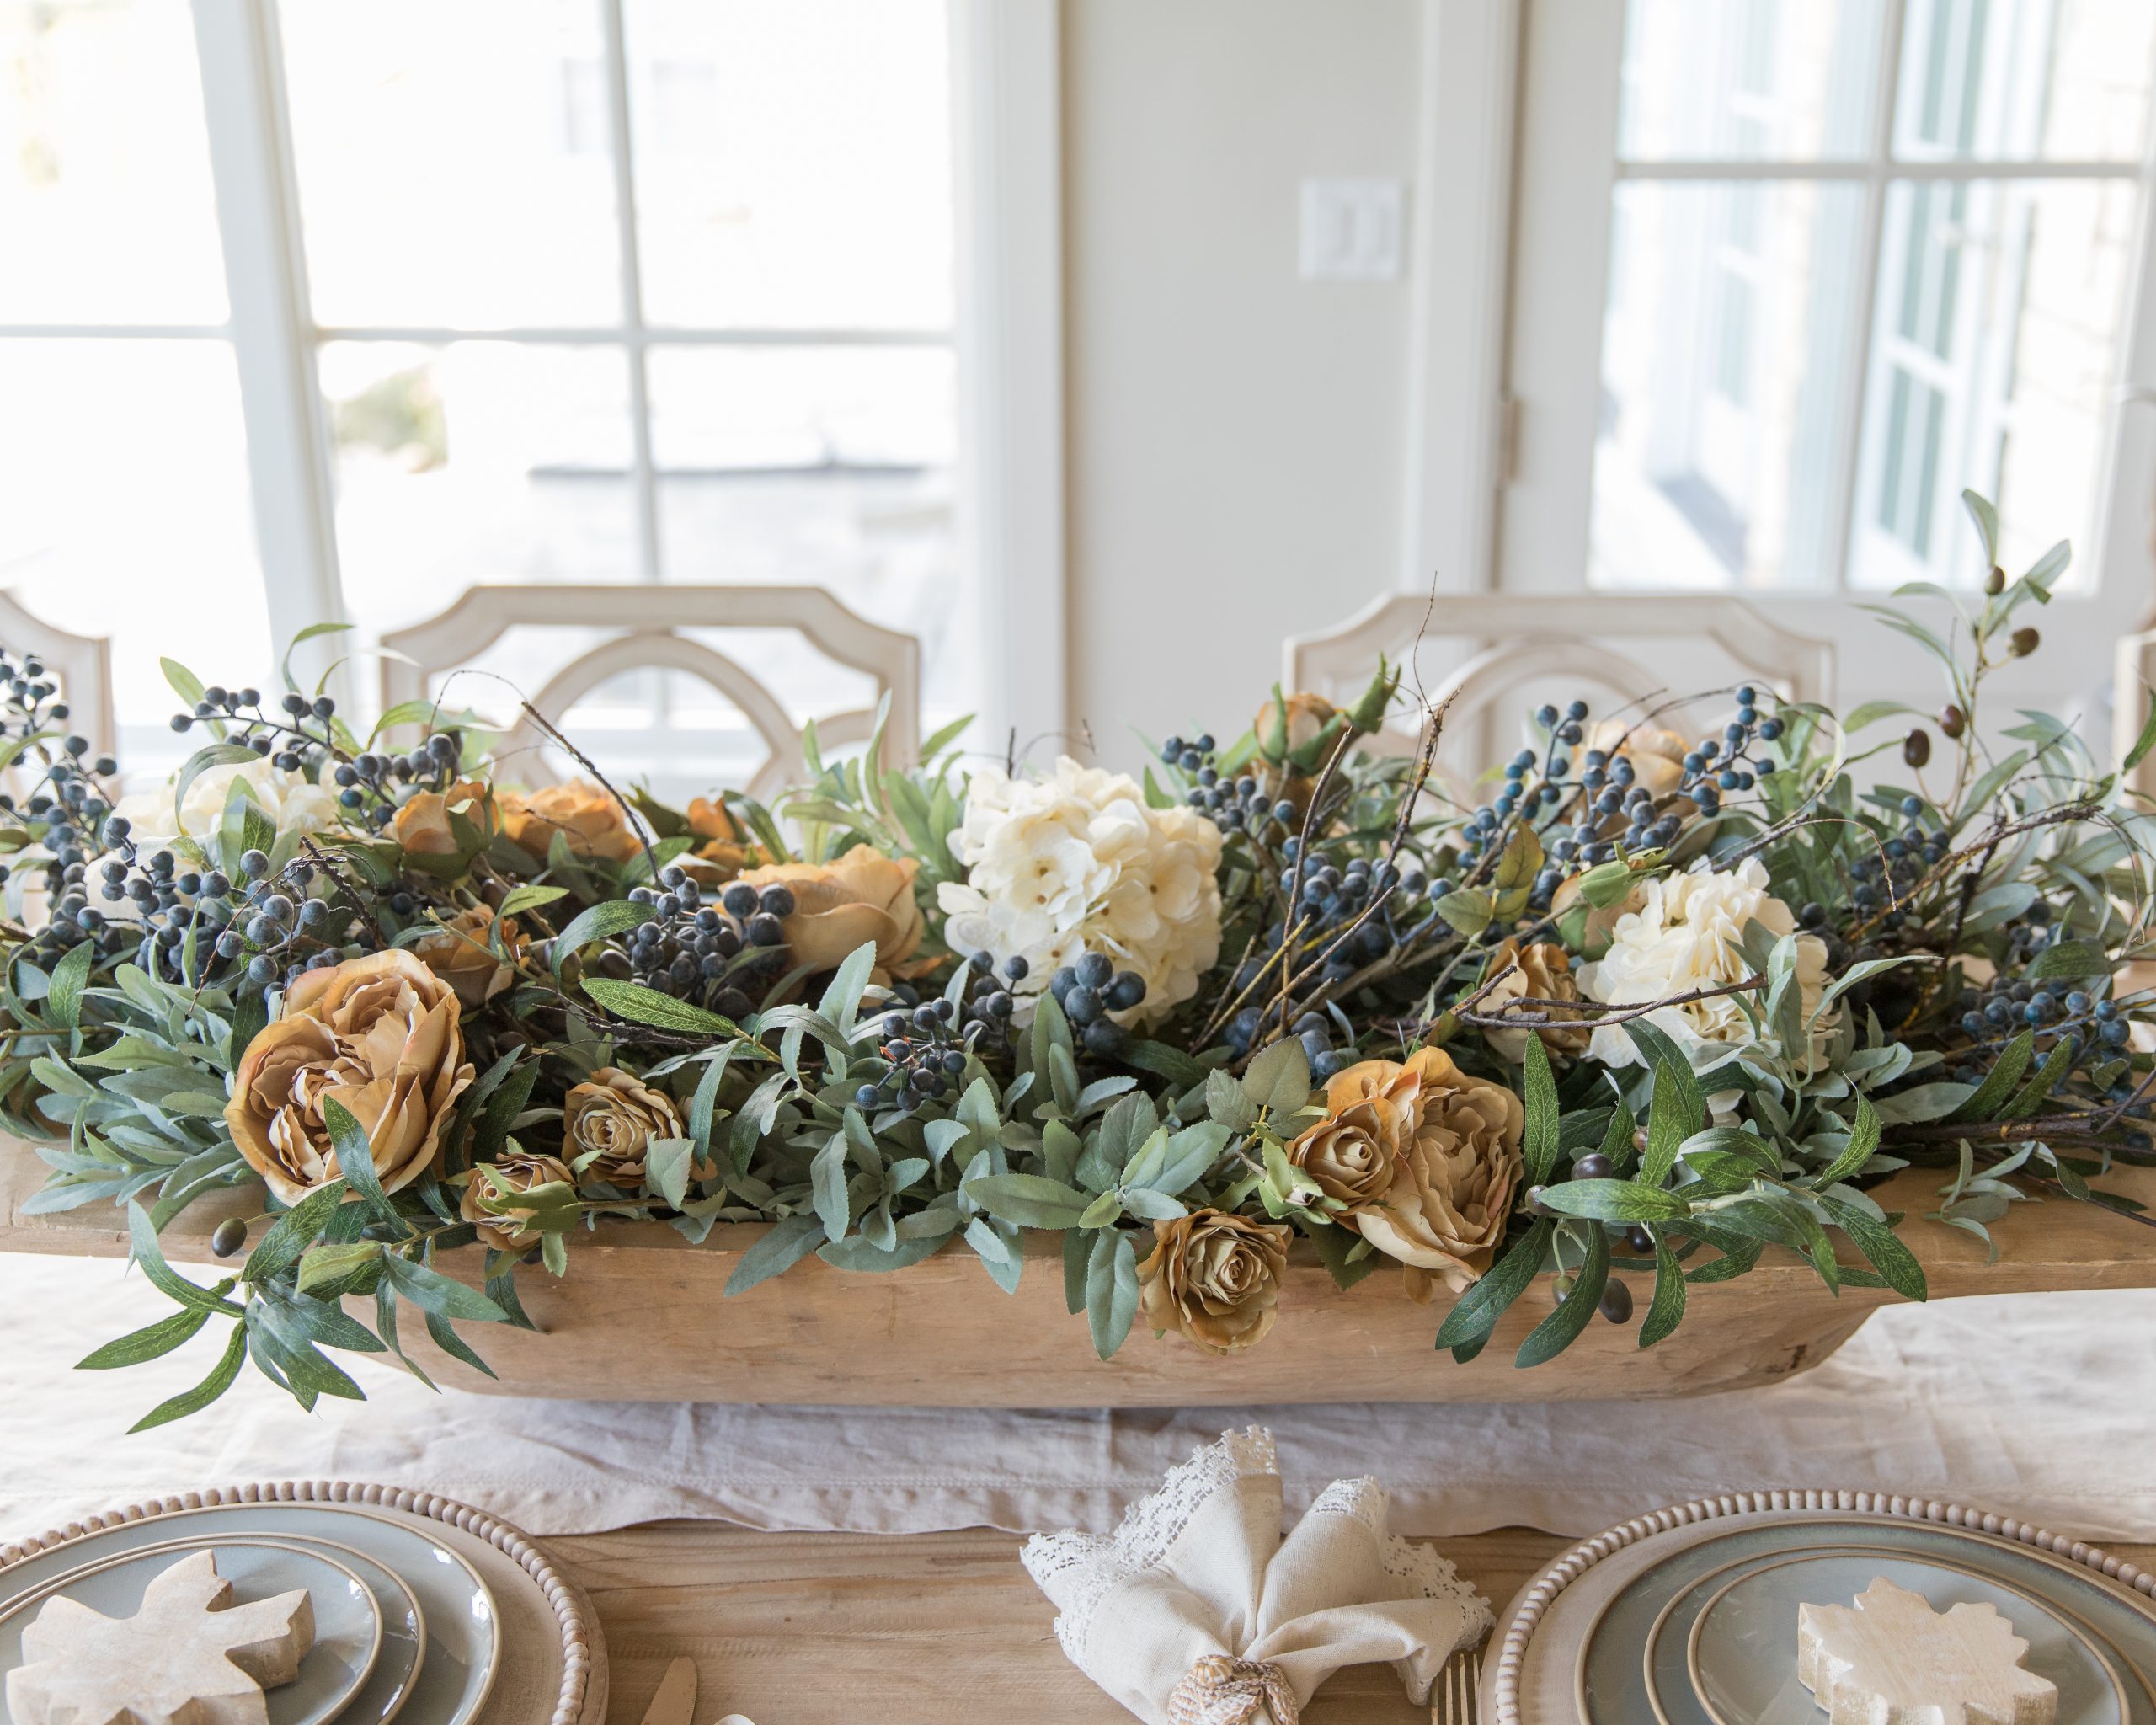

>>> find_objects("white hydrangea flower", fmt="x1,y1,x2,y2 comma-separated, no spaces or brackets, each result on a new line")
1576,855,1830,1070
110,757,344,848
937,756,1224,1025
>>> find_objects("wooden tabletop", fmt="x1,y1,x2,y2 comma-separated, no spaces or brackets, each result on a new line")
540,1522,2156,1723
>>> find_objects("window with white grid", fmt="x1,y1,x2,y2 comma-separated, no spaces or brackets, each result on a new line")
1591,0,2156,594
1,0,1028,786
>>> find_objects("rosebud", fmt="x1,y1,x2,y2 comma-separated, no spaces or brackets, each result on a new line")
1903,728,1931,769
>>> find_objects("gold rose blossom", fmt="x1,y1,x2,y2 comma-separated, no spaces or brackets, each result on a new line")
1137,1209,1292,1354
1295,1047,1523,1300
411,903,526,1009
563,1065,691,1188
224,949,477,1206
389,777,497,857
459,1150,577,1252
1477,937,1592,1064
497,778,646,866
734,846,930,980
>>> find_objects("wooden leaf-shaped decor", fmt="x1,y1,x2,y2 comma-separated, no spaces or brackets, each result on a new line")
1797,1577,2057,1725
4,1549,315,1725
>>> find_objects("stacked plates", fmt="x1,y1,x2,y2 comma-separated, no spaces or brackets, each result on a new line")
0,1483,605,1725
1486,1493,2156,1725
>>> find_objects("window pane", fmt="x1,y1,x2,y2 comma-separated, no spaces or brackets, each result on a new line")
1849,176,2138,589
1892,0,2156,161
1592,180,1868,590
278,0,622,327
0,339,266,766
323,340,638,643
0,0,228,323
624,0,954,329
647,344,974,729
1618,0,1885,160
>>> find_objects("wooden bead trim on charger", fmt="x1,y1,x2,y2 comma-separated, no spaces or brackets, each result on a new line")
1490,1489,2156,1725
0,1479,599,1725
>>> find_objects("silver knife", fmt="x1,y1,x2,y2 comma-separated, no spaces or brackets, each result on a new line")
638,1656,699,1725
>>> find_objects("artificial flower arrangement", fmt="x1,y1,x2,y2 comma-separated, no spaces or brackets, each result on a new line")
1,494,2150,1426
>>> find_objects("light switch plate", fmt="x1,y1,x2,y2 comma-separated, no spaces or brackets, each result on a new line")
1299,178,1405,280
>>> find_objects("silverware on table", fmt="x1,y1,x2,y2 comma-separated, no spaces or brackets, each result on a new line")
1433,1644,1482,1724
639,1655,700,1725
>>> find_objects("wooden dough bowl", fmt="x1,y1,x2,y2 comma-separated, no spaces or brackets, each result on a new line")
3,1148,2153,1406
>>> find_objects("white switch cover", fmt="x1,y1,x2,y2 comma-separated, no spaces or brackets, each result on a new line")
1299,178,1405,280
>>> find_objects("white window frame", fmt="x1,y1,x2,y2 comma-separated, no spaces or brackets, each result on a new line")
8,0,1064,760
1403,0,2156,725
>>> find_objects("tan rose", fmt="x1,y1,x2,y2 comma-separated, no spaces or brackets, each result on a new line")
1351,1046,1523,1299
459,1151,575,1252
498,779,645,866
681,795,760,884
412,904,524,1010
225,949,476,1206
1479,937,1592,1063
390,777,497,857
1285,1060,1413,1219
1586,720,1691,799
734,846,929,980
1251,692,1348,814
563,1065,687,1188
1137,1209,1292,1354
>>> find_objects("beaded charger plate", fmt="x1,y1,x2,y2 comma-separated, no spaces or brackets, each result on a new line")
0,1482,606,1725
1484,1492,2156,1725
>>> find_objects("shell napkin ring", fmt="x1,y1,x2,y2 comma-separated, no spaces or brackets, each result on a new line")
1166,1655,1299,1725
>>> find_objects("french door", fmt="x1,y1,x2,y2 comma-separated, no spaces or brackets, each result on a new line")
1502,0,2156,740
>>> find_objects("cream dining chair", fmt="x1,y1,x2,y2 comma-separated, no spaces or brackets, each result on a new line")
0,592,116,761
1283,592,1835,784
378,585,921,803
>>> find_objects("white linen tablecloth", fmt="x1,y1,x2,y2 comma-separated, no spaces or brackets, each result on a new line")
1,1252,2149,1546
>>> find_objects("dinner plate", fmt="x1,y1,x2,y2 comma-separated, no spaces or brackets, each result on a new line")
0,1530,430,1725
0,1536,381,1725
1577,1519,2156,1725
1659,1548,2127,1725
1492,1497,2156,1725
0,1502,497,1725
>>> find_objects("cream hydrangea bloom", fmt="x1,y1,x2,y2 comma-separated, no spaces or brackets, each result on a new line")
937,756,1224,1025
1576,855,1830,1069
111,757,344,846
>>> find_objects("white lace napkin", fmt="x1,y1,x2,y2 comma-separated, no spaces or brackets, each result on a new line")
1023,1428,1492,1725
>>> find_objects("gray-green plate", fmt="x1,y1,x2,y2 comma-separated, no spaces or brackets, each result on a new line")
0,1537,379,1725
0,1501,496,1724
1579,1516,2156,1725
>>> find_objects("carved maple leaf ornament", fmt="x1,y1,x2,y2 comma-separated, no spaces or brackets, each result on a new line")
1796,1576,2057,1725
3,1548,316,1725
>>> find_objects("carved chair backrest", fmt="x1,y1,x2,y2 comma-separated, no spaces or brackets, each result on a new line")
1283,593,1835,788
379,585,921,804
0,590,115,762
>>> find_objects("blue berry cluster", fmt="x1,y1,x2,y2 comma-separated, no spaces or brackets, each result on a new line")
169,685,342,779
1048,949,1148,1058
953,948,1028,1034
337,732,471,831
91,819,355,993
1847,795,1948,927
856,991,971,1112
1221,849,1422,1056
610,870,791,1017
1953,977,2131,1087
1162,732,1305,837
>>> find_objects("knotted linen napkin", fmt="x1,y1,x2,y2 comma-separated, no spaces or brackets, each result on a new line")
1022,1428,1492,1724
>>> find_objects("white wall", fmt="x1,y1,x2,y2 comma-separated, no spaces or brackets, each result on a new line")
1059,0,1423,772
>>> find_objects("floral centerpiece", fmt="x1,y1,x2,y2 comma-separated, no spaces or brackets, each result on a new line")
2,494,2150,1427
